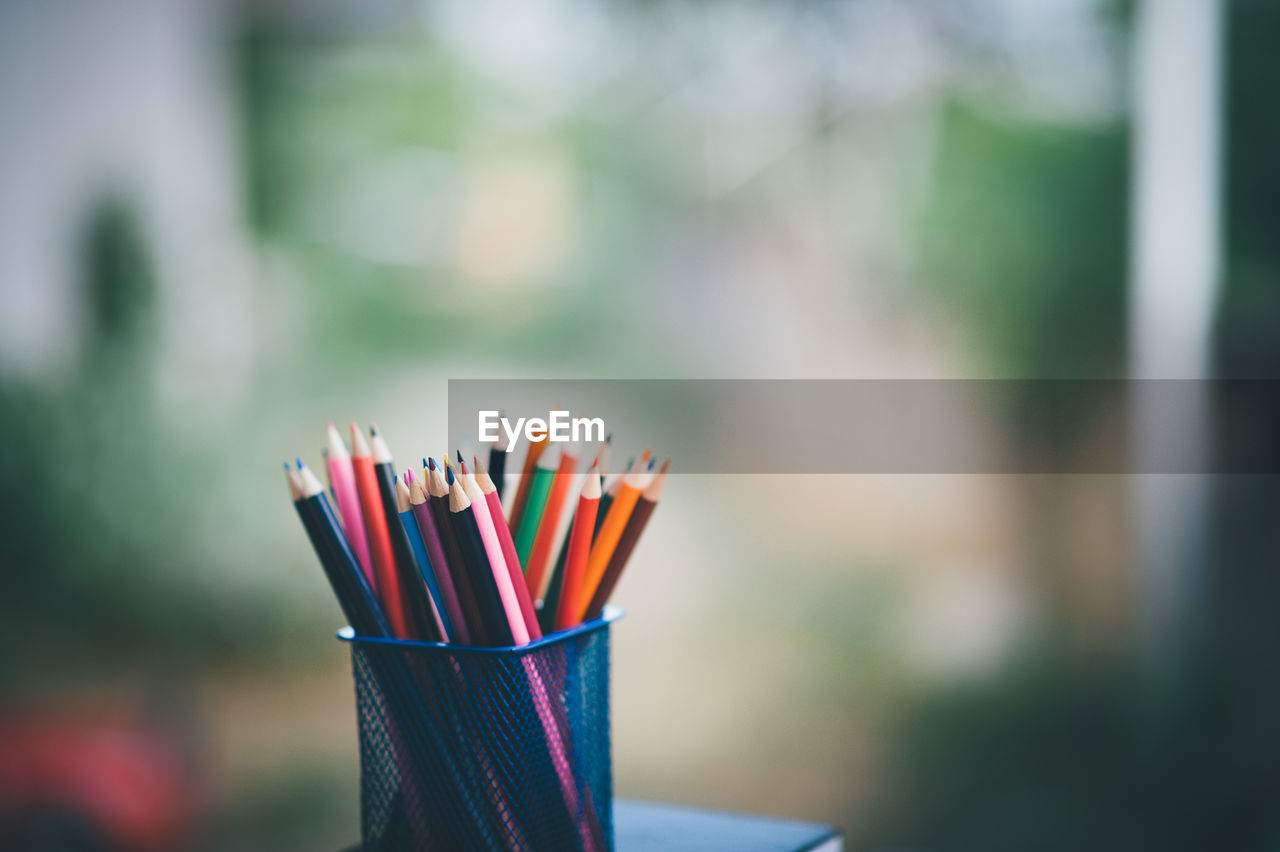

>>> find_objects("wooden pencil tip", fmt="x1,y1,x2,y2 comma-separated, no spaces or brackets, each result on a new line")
445,465,455,485
427,457,437,470
582,468,602,498
325,422,348,454
285,463,304,500
349,423,372,456
456,449,464,465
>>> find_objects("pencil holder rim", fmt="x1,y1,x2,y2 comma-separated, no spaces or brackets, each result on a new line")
336,605,624,657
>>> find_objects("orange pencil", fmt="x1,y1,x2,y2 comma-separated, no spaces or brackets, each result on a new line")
524,442,579,601
555,468,601,631
350,423,410,638
577,457,652,622
584,458,669,619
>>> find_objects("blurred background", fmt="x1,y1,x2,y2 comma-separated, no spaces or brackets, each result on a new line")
2,0,1278,849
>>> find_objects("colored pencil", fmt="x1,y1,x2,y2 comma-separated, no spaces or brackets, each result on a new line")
463,458,600,845
554,468,601,631
395,474,449,641
457,453,530,645
488,419,508,502
584,458,668,620
539,445,614,632
514,446,559,566
406,469,467,644
508,431,549,533
351,423,411,639
429,459,487,645
289,461,390,638
447,468,514,646
320,446,337,505
371,424,442,641
473,456,541,640
326,422,375,593
524,443,579,603
578,460,652,618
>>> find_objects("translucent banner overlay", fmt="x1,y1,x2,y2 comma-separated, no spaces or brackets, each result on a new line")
447,380,1280,474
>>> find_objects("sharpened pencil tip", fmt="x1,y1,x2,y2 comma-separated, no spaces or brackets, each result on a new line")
427,457,437,470
445,465,455,485
606,433,612,444
457,449,464,464
295,457,304,469
369,422,379,435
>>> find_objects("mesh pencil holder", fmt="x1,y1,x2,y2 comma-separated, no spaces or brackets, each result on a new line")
339,607,621,852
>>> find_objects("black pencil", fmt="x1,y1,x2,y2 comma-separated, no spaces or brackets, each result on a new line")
289,461,391,638
428,458,488,645
447,466,514,646
488,421,508,502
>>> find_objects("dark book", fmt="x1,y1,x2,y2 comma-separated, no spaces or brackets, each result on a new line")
615,799,843,852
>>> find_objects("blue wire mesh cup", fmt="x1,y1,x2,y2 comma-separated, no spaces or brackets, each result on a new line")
339,607,621,851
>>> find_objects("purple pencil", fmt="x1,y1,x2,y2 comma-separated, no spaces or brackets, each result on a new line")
407,469,472,645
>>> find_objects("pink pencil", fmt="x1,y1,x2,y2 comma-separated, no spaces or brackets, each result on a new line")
326,422,375,593
474,456,541,640
457,455,530,645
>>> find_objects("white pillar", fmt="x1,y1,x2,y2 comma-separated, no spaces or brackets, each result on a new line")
1129,0,1224,655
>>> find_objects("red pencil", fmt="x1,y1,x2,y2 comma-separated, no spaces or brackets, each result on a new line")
524,443,579,602
555,468,601,631
350,423,410,639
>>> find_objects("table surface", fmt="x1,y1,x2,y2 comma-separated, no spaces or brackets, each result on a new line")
344,799,844,851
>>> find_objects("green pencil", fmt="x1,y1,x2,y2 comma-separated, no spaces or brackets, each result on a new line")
513,446,559,566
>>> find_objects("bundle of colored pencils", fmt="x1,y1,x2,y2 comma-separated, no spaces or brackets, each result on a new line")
285,422,669,644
